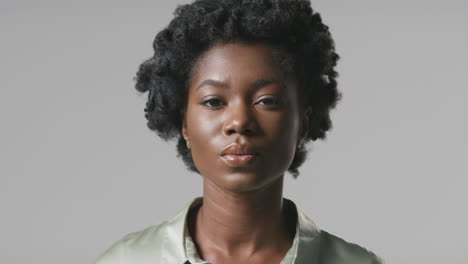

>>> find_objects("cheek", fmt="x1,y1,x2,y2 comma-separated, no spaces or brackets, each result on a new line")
262,108,299,142
261,95,302,165
262,113,300,164
185,108,224,170
187,108,221,143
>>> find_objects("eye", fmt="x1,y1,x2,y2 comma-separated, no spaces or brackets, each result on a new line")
200,98,224,109
257,97,280,106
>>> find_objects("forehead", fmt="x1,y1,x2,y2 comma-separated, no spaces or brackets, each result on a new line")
190,42,286,83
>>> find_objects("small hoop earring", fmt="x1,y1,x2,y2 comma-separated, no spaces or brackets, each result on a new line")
186,140,190,149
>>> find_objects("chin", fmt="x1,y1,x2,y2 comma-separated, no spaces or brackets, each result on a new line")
209,171,277,193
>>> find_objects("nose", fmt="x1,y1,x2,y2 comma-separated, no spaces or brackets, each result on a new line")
223,100,257,136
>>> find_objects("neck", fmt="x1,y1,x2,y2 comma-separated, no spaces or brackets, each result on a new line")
192,175,293,258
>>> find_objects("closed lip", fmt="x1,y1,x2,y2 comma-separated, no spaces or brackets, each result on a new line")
221,144,259,156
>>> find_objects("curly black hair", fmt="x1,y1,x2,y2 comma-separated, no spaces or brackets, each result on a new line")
134,0,341,178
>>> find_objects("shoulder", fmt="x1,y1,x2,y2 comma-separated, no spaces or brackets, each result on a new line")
95,221,171,264
287,198,384,264
317,230,384,264
95,198,198,264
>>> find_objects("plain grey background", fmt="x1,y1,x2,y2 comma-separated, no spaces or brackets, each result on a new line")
1,0,467,263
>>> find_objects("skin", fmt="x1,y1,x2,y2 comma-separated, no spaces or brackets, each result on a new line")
181,42,309,264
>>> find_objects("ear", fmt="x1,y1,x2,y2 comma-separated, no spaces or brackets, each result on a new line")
181,108,189,141
297,106,311,146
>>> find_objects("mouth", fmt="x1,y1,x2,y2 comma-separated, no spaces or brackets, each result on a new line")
220,154,258,167
220,143,260,167
221,144,259,156
222,154,257,158
221,153,258,156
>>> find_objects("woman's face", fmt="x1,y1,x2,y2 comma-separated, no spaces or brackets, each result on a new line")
182,42,308,192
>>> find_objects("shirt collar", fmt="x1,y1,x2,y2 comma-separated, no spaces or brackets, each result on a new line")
162,196,321,264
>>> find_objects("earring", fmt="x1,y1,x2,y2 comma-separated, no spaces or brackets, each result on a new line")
297,139,304,150
186,140,190,149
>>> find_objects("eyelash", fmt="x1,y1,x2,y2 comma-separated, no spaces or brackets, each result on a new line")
200,98,280,109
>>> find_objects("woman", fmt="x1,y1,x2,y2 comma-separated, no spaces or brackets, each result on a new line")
97,0,383,263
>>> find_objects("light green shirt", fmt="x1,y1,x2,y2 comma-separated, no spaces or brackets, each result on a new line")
96,197,383,264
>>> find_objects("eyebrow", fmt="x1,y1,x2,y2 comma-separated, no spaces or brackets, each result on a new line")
195,78,285,91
